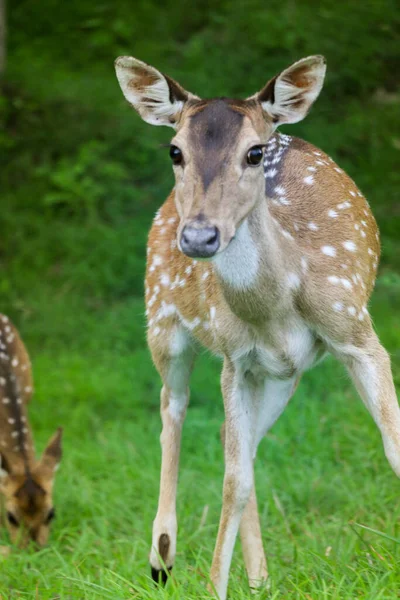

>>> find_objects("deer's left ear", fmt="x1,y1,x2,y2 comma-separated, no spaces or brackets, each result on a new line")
37,428,63,479
115,56,198,128
250,55,326,126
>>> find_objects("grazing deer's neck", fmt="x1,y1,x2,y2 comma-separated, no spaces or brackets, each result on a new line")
0,317,35,476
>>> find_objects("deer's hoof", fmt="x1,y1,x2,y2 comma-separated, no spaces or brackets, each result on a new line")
151,566,172,586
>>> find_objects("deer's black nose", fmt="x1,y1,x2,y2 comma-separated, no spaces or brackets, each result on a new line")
180,226,220,258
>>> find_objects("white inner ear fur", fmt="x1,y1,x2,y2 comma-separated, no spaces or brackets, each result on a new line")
260,56,326,126
115,56,193,128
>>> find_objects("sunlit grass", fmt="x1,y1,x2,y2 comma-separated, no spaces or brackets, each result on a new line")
0,281,399,599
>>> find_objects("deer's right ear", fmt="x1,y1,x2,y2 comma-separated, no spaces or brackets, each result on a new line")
37,427,63,480
115,57,197,128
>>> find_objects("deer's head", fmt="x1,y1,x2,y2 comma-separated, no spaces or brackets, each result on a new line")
0,428,62,547
115,55,326,259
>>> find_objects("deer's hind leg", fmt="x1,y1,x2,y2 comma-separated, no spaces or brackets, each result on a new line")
332,328,400,478
148,320,196,584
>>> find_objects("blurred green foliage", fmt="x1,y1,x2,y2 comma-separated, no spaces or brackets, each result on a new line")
1,0,399,326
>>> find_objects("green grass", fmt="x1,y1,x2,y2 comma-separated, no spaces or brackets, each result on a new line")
0,279,399,599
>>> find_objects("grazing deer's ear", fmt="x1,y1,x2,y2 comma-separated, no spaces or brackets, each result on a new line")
250,55,326,126
115,56,198,128
37,428,62,479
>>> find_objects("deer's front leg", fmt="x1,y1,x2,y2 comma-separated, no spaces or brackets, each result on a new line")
219,422,267,592
219,376,297,595
210,360,258,600
149,325,195,583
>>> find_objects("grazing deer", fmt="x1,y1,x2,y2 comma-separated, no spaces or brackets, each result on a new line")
0,314,62,547
115,55,400,599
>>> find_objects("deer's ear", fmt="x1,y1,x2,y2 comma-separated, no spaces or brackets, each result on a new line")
250,55,326,126
37,428,62,479
115,56,198,128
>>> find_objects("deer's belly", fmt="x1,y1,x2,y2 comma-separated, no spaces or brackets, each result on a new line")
239,330,323,380
205,317,324,380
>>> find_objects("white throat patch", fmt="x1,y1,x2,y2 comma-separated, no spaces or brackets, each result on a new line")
212,219,259,289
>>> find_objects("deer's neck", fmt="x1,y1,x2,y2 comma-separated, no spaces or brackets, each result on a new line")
212,197,293,323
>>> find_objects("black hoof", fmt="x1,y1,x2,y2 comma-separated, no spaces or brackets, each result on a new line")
151,566,172,586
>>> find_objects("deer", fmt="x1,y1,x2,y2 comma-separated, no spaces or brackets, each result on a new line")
0,314,62,547
114,54,400,599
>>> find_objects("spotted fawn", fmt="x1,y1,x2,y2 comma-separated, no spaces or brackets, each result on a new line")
0,314,62,546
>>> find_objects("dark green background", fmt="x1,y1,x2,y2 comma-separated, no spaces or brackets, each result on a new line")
1,0,399,332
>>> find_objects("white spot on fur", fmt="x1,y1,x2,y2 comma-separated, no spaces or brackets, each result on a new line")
328,209,338,218
332,302,344,312
348,306,357,316
337,201,351,210
327,276,340,285
322,246,337,257
341,278,353,290
343,241,357,252
274,185,286,195
308,222,319,231
149,254,163,272
160,273,170,286
287,273,301,289
265,168,277,178
307,166,316,172
303,175,314,185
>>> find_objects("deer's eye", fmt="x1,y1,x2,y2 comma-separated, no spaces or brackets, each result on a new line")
169,145,183,166
45,507,55,524
7,511,19,527
246,146,264,166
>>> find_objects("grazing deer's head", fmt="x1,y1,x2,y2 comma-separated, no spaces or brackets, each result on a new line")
0,315,62,547
115,55,326,258
0,429,62,547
